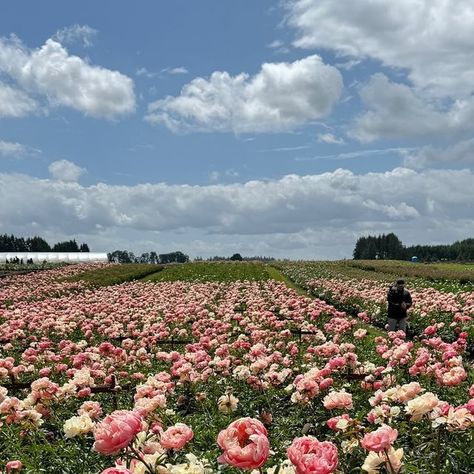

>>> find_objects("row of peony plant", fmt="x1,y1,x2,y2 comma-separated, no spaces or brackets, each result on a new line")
0,262,111,306
274,261,474,346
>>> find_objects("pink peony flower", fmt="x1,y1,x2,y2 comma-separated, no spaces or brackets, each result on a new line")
424,325,437,336
5,461,22,473
354,329,368,339
361,425,398,452
160,423,194,450
395,382,423,403
323,390,353,410
217,417,270,470
319,378,334,390
93,410,143,455
465,398,474,415
287,436,338,474
78,401,103,420
327,414,351,431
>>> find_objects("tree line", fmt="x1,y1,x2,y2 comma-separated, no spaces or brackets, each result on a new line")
0,234,90,252
195,254,275,262
353,233,474,261
107,251,275,264
107,250,189,264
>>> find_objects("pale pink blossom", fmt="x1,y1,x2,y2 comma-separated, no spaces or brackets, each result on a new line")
217,417,270,469
361,425,398,452
160,423,194,450
405,393,440,421
323,390,353,410
287,436,338,474
93,410,143,455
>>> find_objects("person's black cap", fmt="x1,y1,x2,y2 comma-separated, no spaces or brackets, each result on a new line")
396,279,405,285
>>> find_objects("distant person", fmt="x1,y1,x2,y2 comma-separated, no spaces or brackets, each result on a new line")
387,279,412,333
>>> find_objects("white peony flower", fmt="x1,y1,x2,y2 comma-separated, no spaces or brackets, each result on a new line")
63,414,94,438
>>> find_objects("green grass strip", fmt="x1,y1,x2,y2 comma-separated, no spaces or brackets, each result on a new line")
66,264,164,287
143,261,271,282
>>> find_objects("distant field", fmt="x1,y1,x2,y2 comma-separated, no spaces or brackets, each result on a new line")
0,262,64,277
347,259,474,283
273,260,474,292
66,263,164,286
143,261,271,282
62,261,271,286
63,260,474,289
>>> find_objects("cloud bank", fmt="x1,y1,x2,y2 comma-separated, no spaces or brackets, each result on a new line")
0,167,472,258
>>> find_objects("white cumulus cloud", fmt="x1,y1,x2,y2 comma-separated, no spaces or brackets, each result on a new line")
349,74,474,142
282,1,474,146
0,36,135,119
55,24,98,48
0,140,33,157
403,138,474,168
286,0,474,98
317,133,345,145
48,160,86,182
0,82,38,117
146,55,343,133
168,67,188,75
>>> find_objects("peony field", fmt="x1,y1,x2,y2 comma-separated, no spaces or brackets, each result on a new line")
0,261,473,473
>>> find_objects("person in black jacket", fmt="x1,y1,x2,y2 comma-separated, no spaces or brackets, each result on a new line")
387,279,412,333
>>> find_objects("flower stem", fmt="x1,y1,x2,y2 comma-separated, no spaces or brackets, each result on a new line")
128,445,156,474
384,448,397,474
436,428,442,473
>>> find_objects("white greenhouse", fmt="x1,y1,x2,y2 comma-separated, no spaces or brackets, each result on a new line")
0,252,109,263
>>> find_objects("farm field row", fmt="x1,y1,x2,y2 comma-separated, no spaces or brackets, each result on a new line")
143,261,272,283
273,261,474,351
347,260,474,287
0,263,473,473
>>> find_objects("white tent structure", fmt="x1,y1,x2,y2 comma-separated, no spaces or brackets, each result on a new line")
0,252,108,263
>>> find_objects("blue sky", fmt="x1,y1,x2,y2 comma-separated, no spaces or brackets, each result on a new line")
1,1,473,258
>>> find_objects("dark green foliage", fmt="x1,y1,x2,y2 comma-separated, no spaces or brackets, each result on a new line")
353,233,405,260
79,243,90,252
26,236,51,251
158,251,189,264
108,250,189,264
52,239,80,252
0,234,90,252
406,238,474,262
0,234,28,251
107,250,136,263
353,234,474,262
207,255,275,262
